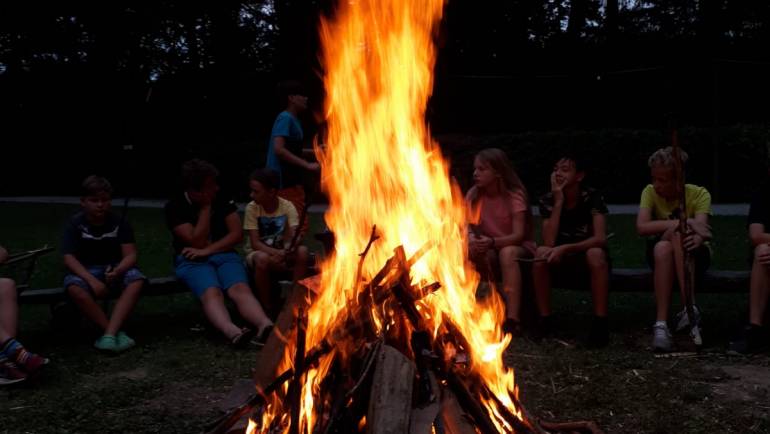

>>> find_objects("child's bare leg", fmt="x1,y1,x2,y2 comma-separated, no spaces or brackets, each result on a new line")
532,246,552,317
227,283,272,331
653,241,675,322
200,287,242,339
499,246,527,322
750,244,770,326
251,251,274,312
105,280,143,336
670,232,694,306
67,285,109,330
586,248,609,317
0,278,18,338
292,246,309,282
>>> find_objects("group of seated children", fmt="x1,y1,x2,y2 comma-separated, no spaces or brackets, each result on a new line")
2,143,769,385
468,146,768,354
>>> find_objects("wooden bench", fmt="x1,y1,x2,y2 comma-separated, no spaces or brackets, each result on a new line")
609,268,750,293
17,276,300,304
17,276,188,304
14,267,751,305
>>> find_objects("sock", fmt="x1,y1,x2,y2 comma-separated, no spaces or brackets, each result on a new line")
1,338,22,358
654,320,668,328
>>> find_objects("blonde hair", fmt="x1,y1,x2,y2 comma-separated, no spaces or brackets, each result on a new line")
648,146,688,168
468,148,533,234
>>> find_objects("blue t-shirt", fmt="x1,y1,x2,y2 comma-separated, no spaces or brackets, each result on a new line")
266,110,304,188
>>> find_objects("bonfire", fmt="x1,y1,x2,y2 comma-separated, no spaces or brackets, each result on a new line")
209,0,604,432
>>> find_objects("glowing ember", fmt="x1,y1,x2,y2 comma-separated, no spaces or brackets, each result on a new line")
256,0,522,431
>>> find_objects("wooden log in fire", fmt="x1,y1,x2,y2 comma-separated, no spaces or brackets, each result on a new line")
366,345,416,434
440,388,479,434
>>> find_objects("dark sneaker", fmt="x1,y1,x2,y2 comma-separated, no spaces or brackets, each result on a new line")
253,324,275,348
0,358,27,386
231,327,256,349
728,324,768,355
585,316,609,349
501,319,522,338
531,315,554,342
11,346,49,374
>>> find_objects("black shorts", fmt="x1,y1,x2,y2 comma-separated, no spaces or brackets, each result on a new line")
549,248,612,290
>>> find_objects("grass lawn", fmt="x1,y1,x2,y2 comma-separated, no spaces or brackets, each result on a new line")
0,202,768,433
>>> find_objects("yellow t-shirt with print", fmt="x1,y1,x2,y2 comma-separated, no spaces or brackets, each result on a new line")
639,184,712,220
242,198,299,254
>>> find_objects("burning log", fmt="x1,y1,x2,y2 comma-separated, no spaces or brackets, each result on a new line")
537,420,605,434
288,308,307,434
440,388,478,434
366,345,416,434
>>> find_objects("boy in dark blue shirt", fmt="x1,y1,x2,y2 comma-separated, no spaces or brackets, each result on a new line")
62,176,145,353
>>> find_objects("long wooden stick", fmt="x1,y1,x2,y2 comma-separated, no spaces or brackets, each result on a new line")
671,126,701,346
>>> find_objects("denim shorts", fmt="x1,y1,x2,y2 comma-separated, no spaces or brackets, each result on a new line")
63,265,146,296
174,251,249,298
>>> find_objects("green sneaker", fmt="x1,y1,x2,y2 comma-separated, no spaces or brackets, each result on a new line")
115,332,136,352
94,335,118,352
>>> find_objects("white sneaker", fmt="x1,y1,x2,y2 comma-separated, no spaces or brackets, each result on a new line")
652,323,673,352
675,305,701,332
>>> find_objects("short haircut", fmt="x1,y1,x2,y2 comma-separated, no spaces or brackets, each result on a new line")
556,152,587,173
81,175,113,197
181,159,219,190
648,146,688,169
278,80,306,102
250,168,280,191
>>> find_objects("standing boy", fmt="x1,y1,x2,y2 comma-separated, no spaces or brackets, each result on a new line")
265,80,319,235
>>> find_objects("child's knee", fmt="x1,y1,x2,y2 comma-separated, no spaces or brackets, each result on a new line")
296,246,309,260
653,241,673,261
253,252,271,270
200,287,224,303
498,246,522,264
586,248,608,268
66,285,91,300
0,278,16,301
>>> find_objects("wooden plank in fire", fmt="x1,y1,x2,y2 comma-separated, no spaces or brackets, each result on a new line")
367,345,415,434
253,282,310,390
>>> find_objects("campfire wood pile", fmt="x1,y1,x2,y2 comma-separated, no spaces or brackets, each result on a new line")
207,230,604,434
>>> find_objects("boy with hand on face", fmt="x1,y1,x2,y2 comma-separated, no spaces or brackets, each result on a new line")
165,159,274,347
533,154,610,348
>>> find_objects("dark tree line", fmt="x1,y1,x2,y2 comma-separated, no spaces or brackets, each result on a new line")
1,0,769,197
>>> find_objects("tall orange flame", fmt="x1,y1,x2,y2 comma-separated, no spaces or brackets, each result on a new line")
258,0,521,431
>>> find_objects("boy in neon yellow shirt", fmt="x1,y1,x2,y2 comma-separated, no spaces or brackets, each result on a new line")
636,147,712,352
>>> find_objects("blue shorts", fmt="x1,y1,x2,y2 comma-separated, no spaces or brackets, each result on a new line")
63,265,146,296
174,252,249,298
